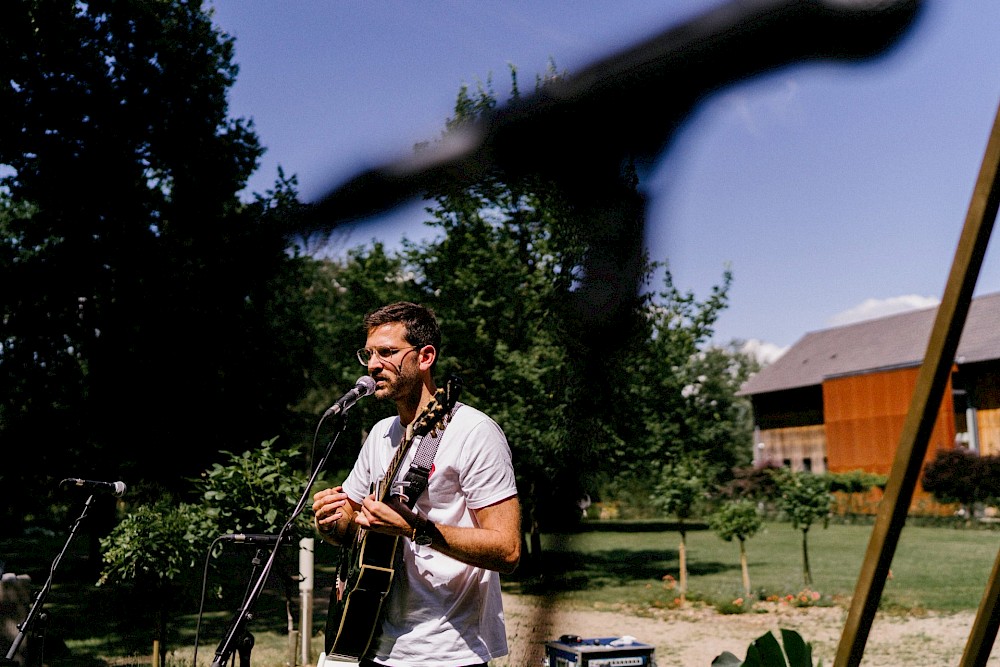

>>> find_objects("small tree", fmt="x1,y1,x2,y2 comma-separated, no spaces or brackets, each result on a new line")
99,439,313,662
771,469,832,587
651,453,715,603
710,499,764,598
98,501,214,665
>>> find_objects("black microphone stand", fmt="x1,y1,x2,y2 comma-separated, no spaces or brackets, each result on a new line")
209,413,350,667
2,493,98,667
215,546,268,667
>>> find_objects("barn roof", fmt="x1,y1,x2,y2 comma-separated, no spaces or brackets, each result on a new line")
739,291,1000,396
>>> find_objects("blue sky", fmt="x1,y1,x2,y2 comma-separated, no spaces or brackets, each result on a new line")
208,1,1000,360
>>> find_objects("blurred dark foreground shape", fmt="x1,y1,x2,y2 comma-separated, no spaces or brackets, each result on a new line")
300,0,923,357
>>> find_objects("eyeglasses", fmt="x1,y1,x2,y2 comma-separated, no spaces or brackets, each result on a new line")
356,346,419,366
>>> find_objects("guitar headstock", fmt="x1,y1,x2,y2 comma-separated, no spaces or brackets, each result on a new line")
410,375,463,439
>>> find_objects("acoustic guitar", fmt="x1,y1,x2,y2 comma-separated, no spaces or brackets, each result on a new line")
324,379,460,661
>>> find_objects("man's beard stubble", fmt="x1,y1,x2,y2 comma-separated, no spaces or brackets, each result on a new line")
379,360,422,411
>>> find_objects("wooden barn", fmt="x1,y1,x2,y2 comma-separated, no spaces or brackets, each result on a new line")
738,292,1000,499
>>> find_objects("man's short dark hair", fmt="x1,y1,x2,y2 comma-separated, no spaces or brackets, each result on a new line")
363,302,442,353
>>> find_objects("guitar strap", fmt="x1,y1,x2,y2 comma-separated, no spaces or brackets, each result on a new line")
392,402,463,509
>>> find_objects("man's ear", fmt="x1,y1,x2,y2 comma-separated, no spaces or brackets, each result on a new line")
417,345,436,371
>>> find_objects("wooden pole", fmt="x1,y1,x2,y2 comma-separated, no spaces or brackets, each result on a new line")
959,544,1000,667
833,100,1000,667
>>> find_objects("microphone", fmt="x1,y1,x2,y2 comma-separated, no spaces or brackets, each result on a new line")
60,478,127,498
219,533,295,545
323,376,377,418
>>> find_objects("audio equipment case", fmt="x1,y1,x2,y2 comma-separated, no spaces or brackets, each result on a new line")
543,635,656,667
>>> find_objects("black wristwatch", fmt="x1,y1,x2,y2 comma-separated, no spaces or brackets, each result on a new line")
412,515,434,546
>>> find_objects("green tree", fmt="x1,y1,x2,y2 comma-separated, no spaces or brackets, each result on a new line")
772,469,832,587
97,501,213,664
99,439,313,663
650,452,716,603
684,343,760,467
625,268,745,473
399,71,629,560
710,498,764,598
0,1,316,529
301,66,749,564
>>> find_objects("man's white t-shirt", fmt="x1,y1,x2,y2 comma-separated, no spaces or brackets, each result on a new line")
341,403,518,667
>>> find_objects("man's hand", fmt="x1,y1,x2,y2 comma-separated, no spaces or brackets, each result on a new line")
312,485,359,543
355,494,417,538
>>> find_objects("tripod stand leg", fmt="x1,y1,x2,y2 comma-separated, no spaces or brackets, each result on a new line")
237,631,255,667
23,612,47,667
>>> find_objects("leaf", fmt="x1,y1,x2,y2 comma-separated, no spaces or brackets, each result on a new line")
742,642,764,667
779,628,813,666
753,631,789,667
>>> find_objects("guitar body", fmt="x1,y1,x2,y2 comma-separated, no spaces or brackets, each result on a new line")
323,376,462,662
325,527,400,660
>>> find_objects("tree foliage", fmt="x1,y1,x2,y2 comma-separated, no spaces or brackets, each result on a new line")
98,439,313,660
711,498,764,544
3,2,760,590
274,69,762,568
718,463,782,502
651,452,717,601
922,448,1000,519
710,498,764,598
396,72,636,544
651,453,717,521
771,469,833,587
1,1,316,529
99,439,314,588
387,72,756,548
197,437,317,536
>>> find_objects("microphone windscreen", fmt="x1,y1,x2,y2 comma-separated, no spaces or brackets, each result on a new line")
356,375,376,396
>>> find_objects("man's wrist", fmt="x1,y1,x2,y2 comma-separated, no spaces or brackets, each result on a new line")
411,514,434,546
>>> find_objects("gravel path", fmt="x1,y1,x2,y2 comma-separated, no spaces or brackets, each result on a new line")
496,593,998,666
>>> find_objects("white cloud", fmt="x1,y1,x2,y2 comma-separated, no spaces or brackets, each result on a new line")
827,294,940,328
721,77,803,138
741,339,788,365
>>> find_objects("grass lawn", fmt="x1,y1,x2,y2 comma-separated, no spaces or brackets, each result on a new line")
511,521,998,613
2,520,996,665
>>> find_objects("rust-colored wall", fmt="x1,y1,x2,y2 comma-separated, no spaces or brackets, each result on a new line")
823,366,956,477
